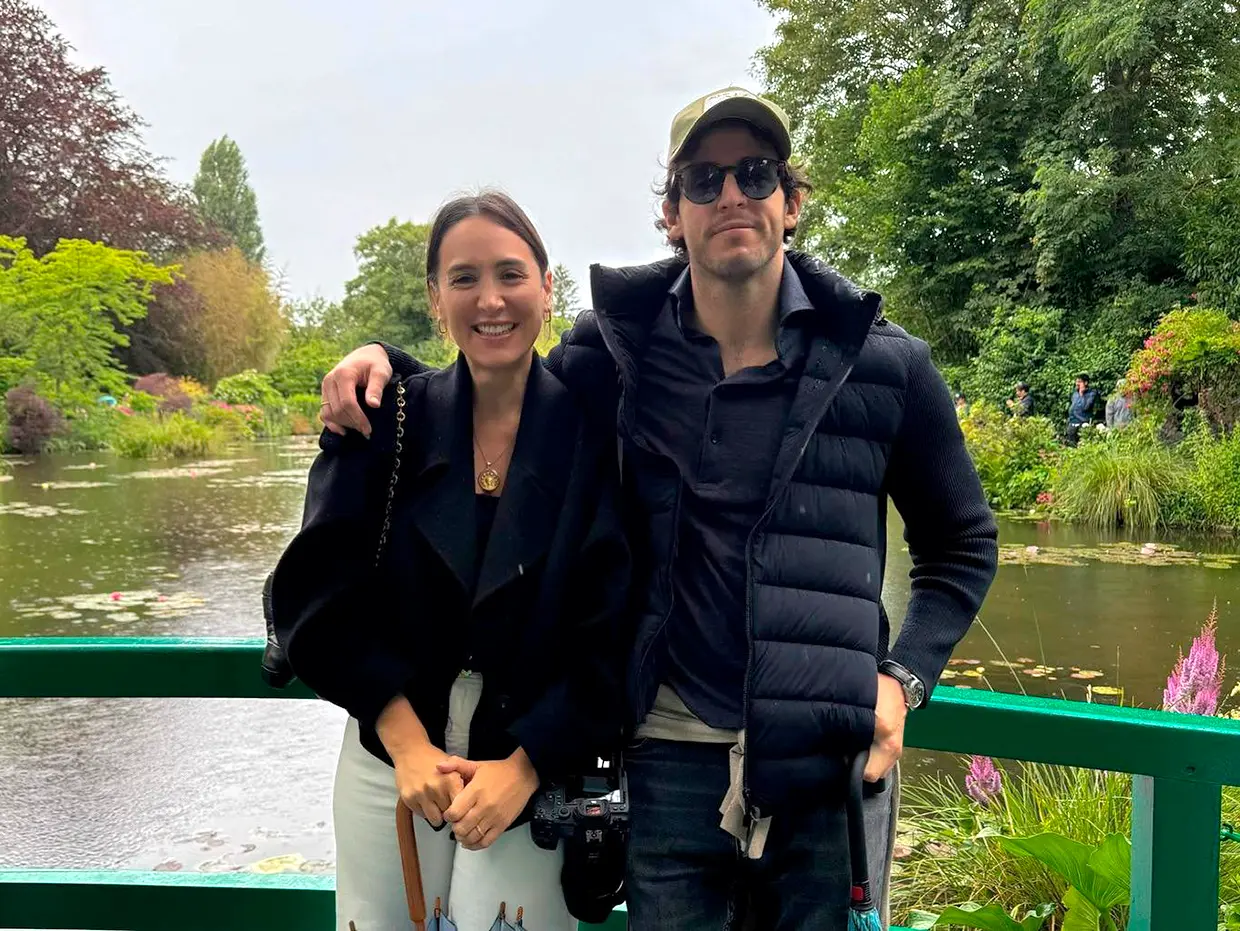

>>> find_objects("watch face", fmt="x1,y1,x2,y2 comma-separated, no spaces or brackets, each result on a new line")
909,680,926,707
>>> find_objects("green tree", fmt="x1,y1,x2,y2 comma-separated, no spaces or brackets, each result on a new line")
338,218,433,349
192,136,266,264
0,236,173,397
755,0,1240,388
552,263,581,319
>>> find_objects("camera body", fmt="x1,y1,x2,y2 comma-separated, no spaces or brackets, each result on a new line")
530,755,629,922
530,756,629,851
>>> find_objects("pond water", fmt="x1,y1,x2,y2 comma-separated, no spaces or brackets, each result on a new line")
2,442,1237,874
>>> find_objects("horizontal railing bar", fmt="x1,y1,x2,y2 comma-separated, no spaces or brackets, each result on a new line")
4,637,1240,784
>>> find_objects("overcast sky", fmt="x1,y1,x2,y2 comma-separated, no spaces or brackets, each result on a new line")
35,0,779,305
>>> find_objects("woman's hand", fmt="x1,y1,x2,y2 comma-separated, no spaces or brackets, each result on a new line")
391,743,465,827
436,749,540,850
376,695,462,826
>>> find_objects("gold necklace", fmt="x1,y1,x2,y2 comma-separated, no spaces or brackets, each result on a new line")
473,434,513,493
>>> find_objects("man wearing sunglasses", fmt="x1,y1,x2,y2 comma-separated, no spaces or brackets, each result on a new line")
317,87,998,929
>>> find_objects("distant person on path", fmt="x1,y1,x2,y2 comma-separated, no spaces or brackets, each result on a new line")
955,392,969,417
317,87,999,930
1105,379,1134,429
1007,382,1033,417
1066,373,1098,446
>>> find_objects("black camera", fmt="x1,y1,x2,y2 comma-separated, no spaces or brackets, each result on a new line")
531,755,628,922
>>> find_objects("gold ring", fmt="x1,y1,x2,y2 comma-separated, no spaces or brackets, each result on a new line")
319,401,331,408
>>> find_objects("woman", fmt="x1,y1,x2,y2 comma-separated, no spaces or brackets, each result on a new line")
271,192,630,930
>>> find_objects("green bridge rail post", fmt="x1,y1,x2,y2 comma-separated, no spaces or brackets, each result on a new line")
1130,774,1223,931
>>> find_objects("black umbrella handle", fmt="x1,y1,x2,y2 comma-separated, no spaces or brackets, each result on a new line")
846,751,872,894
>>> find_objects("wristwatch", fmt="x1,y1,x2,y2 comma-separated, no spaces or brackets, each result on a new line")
879,660,926,709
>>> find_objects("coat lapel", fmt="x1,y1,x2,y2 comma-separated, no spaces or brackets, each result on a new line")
406,360,477,594
473,358,574,609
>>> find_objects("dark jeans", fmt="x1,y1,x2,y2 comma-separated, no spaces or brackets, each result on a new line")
624,738,894,931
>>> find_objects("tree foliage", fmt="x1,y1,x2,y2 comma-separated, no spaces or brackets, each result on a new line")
192,136,266,264
756,0,1240,408
0,235,173,397
552,263,581,319
178,247,286,383
0,0,206,257
336,218,433,349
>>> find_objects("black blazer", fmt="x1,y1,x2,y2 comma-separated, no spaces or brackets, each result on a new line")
271,355,631,784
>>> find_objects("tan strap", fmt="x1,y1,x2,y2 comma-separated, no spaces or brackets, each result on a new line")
395,799,427,931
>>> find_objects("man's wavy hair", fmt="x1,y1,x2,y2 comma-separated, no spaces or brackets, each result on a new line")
653,121,813,261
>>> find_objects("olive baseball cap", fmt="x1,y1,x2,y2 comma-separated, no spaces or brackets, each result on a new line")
668,86,792,164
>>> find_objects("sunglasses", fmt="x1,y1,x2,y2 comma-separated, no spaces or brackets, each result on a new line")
676,157,786,205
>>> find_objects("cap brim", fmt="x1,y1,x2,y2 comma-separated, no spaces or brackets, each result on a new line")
671,97,791,162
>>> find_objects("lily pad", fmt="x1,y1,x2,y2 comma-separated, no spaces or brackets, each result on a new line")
251,854,306,874
182,458,257,468
63,462,106,471
127,466,233,480
34,481,115,490
0,501,87,517
1070,670,1105,680
0,475,11,483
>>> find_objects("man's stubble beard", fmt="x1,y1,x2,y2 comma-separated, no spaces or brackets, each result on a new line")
690,235,783,285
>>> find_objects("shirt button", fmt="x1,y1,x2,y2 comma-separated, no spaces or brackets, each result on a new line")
710,432,720,445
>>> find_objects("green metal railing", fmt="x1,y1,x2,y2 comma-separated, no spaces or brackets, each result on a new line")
2,636,1239,930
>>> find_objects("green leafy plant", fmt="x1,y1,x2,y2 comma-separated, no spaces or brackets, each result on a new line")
112,411,223,459
1051,421,1187,530
912,833,1130,930
212,370,282,408
958,403,1059,510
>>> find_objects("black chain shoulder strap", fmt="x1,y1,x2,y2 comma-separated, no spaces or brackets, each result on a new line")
374,380,406,569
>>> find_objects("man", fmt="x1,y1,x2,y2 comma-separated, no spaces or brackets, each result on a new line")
1007,382,1034,417
1066,373,1098,445
318,88,998,929
1105,378,1133,429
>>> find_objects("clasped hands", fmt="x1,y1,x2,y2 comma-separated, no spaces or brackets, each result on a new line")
393,742,539,851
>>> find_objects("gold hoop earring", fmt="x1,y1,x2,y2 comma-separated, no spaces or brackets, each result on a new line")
436,319,448,339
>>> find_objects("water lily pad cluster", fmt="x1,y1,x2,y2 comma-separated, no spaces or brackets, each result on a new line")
13,589,207,624
938,656,1109,686
999,541,1240,569
0,501,87,517
125,466,234,480
34,480,116,490
207,469,308,488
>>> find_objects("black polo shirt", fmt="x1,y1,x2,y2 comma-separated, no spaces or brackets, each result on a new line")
632,257,812,728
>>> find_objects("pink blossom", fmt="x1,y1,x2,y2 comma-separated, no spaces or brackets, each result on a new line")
965,755,1002,807
110,592,122,601
1164,604,1226,716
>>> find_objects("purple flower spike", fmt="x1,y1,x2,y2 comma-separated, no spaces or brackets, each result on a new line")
966,755,1002,807
1164,603,1226,717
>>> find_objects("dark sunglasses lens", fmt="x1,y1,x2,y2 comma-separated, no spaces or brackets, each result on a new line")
737,159,781,199
681,165,725,204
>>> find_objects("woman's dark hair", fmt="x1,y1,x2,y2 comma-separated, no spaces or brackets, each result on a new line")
653,122,813,261
426,190,549,286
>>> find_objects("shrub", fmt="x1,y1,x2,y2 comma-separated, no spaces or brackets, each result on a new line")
958,403,1058,509
200,400,262,441
268,338,339,397
1127,306,1240,431
0,357,35,396
112,412,223,459
122,390,159,414
1051,420,1188,531
286,393,323,435
1180,418,1240,531
132,373,192,413
46,405,123,453
212,370,282,408
4,385,63,454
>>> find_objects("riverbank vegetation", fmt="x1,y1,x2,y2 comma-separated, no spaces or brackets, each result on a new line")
892,608,1240,929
